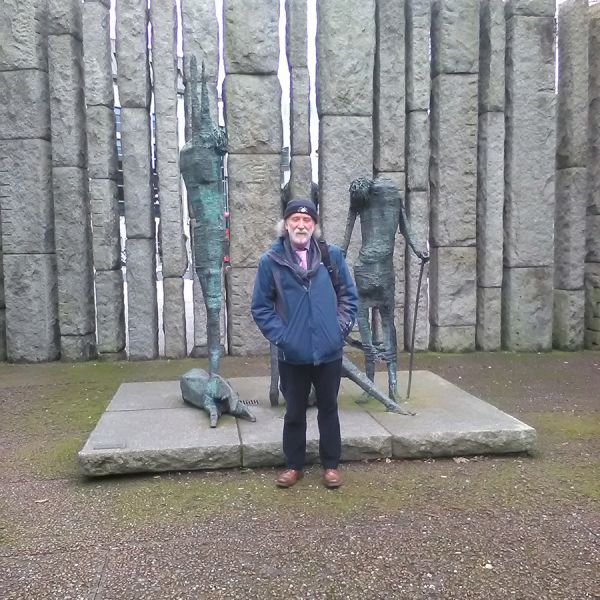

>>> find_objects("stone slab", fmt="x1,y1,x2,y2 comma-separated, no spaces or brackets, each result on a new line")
316,0,375,116
430,325,476,352
586,214,600,264
289,154,313,199
406,0,432,111
431,0,480,76
286,0,308,68
94,269,126,354
553,288,585,350
86,105,118,180
0,309,6,362
48,0,83,38
162,276,187,359
476,286,501,350
61,333,97,362
406,110,429,192
224,0,279,74
430,74,478,247
78,370,537,476
89,178,121,271
505,0,556,18
479,0,505,112
224,74,283,154
290,67,310,156
590,6,600,216
0,0,47,70
83,0,114,107
556,0,589,169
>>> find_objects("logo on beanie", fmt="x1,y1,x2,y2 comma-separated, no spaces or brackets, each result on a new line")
299,207,308,213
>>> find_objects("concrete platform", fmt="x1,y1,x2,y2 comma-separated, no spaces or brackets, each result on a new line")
78,371,537,476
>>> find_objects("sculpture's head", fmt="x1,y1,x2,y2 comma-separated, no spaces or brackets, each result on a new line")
349,176,373,211
282,198,318,249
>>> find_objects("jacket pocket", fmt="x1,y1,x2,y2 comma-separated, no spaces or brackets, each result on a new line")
279,297,308,362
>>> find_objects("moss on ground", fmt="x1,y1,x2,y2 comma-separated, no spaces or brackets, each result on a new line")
524,412,600,441
14,435,85,479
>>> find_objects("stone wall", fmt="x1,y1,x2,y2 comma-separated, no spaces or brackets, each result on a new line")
0,0,598,362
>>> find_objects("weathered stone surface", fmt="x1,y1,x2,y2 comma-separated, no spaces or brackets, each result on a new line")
89,178,121,271
554,168,587,290
228,154,281,268
52,167,95,336
372,371,536,457
116,0,150,108
150,0,178,121
0,139,54,254
374,0,405,172
0,0,47,70
406,110,429,192
0,69,50,140
94,268,126,354
155,116,186,279
318,115,373,248
587,214,600,263
125,238,158,360
476,286,501,350
162,276,187,359
0,309,6,362
432,0,480,75
290,67,310,156
556,0,589,169
405,191,430,351
505,0,555,18
584,263,600,325
224,74,282,154
479,0,505,112
48,34,87,167
430,74,478,247
406,0,432,111
224,0,279,74
85,105,118,180
83,0,113,106
286,0,308,68
504,15,556,267
590,6,600,215
430,325,475,351
182,0,219,134
289,154,313,199
228,267,270,356
430,246,477,326
477,111,504,288
553,288,584,350
61,333,97,362
79,405,241,476
502,266,553,350
4,253,59,362
48,0,82,38
120,107,154,239
316,0,375,116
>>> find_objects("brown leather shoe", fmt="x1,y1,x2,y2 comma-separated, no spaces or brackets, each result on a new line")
276,469,304,488
322,468,342,488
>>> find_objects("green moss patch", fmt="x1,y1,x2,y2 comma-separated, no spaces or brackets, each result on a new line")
524,412,600,441
15,435,85,480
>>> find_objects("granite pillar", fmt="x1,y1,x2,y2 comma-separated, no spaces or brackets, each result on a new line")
83,0,125,357
503,0,556,350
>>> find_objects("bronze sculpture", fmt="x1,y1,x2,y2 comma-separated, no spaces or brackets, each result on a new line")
342,177,429,404
179,57,254,427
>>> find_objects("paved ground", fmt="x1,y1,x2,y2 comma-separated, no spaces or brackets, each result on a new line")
0,351,598,599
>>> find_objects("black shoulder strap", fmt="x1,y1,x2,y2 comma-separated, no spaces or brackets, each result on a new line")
317,239,341,295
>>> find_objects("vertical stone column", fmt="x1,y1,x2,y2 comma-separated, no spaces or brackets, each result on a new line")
405,0,431,350
151,0,188,358
116,0,158,359
47,0,96,360
83,0,126,359
317,0,375,254
554,0,588,350
0,0,60,362
0,216,5,361
287,0,311,198
586,4,600,349
429,0,479,351
503,0,556,350
476,0,505,350
374,0,406,347
224,0,281,355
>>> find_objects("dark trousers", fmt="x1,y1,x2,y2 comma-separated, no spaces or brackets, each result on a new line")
278,358,342,470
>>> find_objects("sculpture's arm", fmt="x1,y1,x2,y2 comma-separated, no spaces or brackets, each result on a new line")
341,209,357,258
399,199,429,261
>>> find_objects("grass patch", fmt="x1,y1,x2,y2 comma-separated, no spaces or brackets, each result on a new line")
546,461,600,500
524,412,600,441
15,435,85,479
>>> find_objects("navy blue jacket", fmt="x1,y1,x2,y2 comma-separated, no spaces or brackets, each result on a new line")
251,236,358,365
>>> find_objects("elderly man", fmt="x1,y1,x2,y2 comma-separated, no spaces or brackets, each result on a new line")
251,198,358,488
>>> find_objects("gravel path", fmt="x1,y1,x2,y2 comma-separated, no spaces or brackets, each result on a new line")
0,352,598,599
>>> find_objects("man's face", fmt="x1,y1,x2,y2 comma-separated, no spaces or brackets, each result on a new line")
285,213,315,248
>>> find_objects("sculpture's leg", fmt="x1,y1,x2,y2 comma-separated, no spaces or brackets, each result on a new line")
269,343,280,406
198,267,223,376
356,303,376,403
380,303,401,402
